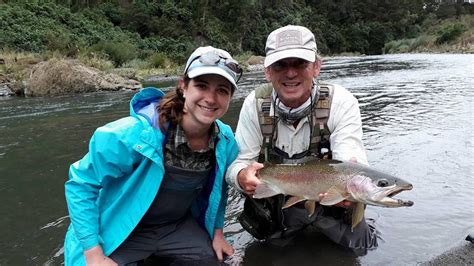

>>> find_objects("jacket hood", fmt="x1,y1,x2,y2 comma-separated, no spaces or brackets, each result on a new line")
130,87,165,116
130,87,165,127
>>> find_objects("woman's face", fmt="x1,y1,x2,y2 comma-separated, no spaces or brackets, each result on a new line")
182,74,233,128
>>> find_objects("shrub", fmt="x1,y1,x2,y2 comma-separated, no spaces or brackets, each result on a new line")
140,36,193,64
0,4,63,52
148,53,171,69
435,23,466,44
383,39,411,54
233,51,254,65
77,50,115,71
0,1,140,57
91,41,137,67
406,24,422,38
122,58,150,70
45,30,72,53
397,44,410,53
410,35,432,50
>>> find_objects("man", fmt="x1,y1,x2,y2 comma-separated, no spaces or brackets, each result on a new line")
226,25,378,250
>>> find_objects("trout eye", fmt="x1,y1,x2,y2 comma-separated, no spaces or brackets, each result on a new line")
377,179,389,187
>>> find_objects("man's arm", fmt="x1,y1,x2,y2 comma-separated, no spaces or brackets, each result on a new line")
327,85,368,165
225,91,264,194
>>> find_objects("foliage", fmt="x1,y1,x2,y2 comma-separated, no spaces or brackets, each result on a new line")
140,36,193,63
435,23,467,44
76,50,115,71
383,38,420,54
148,52,171,69
91,41,137,67
383,14,472,54
0,1,137,55
0,0,472,64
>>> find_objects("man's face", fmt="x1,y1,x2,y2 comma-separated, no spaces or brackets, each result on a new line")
265,57,321,108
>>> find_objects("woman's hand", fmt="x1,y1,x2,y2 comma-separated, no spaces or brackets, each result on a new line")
212,229,234,262
84,245,117,266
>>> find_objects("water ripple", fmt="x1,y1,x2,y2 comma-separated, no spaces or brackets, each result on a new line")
40,216,69,230
1,53,473,265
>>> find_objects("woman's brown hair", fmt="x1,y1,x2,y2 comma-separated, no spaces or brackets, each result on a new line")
157,77,190,132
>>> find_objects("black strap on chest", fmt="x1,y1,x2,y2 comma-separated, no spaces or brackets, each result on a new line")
311,84,333,159
255,82,334,162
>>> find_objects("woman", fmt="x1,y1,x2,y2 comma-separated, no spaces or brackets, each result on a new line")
64,46,242,265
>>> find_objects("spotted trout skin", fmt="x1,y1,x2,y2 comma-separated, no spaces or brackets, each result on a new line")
254,159,414,208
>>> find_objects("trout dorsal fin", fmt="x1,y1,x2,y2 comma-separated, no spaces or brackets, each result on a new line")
282,196,306,209
320,186,347,206
253,181,281,199
351,202,366,230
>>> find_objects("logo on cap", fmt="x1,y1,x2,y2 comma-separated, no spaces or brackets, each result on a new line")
277,30,303,48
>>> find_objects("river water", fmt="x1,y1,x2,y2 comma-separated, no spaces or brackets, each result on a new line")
0,54,472,265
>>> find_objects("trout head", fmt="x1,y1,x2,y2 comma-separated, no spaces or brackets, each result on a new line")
347,173,414,207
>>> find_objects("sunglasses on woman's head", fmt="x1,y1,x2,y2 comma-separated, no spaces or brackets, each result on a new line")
185,51,243,83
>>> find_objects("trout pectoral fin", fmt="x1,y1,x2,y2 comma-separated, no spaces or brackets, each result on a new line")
282,196,306,209
320,187,346,206
305,200,317,217
253,182,280,199
351,202,366,230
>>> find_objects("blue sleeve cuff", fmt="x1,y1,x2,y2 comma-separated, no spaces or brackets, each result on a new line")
80,235,100,251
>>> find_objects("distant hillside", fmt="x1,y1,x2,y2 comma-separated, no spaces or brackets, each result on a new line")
384,14,473,53
0,0,472,70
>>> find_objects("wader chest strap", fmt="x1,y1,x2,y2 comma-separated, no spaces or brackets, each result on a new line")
310,84,333,158
255,84,275,162
255,83,334,160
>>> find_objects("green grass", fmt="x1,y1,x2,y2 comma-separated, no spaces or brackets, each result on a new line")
384,15,473,54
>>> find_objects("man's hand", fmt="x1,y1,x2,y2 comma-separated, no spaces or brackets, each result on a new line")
84,245,117,266
212,229,234,262
237,162,264,196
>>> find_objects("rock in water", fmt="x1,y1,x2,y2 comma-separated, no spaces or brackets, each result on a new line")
26,59,141,96
466,234,474,243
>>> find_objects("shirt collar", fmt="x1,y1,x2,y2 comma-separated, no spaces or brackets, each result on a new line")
174,122,219,151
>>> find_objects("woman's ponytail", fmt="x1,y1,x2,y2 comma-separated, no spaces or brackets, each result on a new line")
157,77,189,132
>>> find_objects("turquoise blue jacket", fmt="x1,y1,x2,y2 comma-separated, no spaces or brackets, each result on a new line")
64,87,238,265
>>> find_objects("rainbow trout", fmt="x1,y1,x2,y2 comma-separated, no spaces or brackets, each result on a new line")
253,159,414,228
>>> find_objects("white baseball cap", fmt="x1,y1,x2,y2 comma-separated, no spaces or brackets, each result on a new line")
184,46,242,91
264,25,317,67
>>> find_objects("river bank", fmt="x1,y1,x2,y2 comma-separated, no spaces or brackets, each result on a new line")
0,53,264,96
1,13,472,96
1,48,472,98
423,241,473,265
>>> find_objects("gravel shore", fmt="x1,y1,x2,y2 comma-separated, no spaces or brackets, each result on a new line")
422,242,473,265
